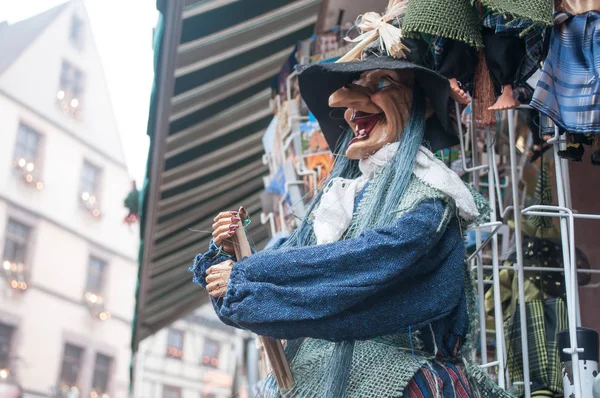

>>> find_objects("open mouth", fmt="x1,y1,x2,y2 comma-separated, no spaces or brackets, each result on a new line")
349,111,385,145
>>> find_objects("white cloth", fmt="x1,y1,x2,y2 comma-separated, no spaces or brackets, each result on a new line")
414,146,479,221
313,144,479,245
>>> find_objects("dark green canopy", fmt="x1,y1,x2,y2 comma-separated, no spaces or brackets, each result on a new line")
133,0,321,353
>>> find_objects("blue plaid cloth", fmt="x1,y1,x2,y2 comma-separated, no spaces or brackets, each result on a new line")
531,11,600,134
483,13,547,83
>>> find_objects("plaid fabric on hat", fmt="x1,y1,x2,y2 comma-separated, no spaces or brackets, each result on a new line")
505,298,568,396
531,11,600,134
480,0,553,26
483,13,548,84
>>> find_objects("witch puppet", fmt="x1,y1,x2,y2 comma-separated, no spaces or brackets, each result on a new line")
190,1,511,397
401,0,552,112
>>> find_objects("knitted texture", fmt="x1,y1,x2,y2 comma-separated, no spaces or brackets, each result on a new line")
479,0,553,26
402,0,483,48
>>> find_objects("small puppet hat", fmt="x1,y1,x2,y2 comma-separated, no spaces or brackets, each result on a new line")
296,0,459,153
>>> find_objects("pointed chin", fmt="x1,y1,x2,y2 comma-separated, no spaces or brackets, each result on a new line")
345,123,398,160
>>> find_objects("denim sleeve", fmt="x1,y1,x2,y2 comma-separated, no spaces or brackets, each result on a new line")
217,199,466,341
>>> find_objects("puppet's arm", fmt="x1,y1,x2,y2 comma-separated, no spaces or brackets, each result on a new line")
197,199,467,341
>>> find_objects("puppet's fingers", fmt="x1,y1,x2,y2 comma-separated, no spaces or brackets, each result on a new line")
206,260,234,275
213,209,243,223
213,222,239,238
206,271,231,284
208,286,228,298
213,228,237,247
206,280,224,292
212,215,241,232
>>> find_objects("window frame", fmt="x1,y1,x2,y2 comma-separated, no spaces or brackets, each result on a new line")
69,14,84,51
84,256,107,297
13,123,41,165
201,337,220,368
58,343,84,388
166,329,184,359
2,218,31,266
80,160,101,197
79,160,103,217
163,385,182,398
91,352,112,394
0,322,15,370
57,59,85,119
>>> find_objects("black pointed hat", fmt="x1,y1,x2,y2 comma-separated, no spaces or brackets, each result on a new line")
296,1,458,152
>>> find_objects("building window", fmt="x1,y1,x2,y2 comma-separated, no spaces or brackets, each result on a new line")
69,15,84,50
79,161,102,217
57,60,85,119
12,123,44,190
0,323,14,371
13,123,40,164
163,385,182,398
91,353,112,395
202,337,220,368
85,256,106,296
166,329,183,359
59,344,83,388
2,219,30,291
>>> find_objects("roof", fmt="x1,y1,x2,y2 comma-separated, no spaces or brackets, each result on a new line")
132,0,321,352
0,2,69,76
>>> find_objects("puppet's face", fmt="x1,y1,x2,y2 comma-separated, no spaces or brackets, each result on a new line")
329,70,414,160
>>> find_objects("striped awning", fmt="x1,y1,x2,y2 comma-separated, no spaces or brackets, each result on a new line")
133,0,321,352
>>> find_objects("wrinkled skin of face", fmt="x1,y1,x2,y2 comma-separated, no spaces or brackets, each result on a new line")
329,70,415,160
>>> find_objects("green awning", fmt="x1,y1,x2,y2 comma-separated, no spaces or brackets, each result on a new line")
132,0,321,353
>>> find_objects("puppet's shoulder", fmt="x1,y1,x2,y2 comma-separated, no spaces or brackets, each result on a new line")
396,176,450,217
398,176,491,229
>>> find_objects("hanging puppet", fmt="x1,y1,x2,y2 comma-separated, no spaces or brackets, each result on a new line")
402,0,552,111
531,0,600,164
191,1,508,396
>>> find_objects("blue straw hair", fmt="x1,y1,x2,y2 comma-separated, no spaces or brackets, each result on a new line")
280,87,426,248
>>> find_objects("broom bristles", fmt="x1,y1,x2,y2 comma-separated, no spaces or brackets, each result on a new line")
473,50,496,128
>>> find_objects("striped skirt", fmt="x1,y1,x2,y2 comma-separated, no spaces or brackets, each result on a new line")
402,360,477,398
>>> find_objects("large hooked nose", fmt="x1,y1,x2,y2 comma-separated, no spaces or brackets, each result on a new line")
328,83,380,113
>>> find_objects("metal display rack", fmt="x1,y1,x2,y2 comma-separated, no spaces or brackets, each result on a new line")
461,106,600,398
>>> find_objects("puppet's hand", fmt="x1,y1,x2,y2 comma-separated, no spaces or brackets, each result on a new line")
212,206,248,254
206,260,234,298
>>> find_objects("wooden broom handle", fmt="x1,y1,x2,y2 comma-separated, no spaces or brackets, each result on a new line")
231,220,295,390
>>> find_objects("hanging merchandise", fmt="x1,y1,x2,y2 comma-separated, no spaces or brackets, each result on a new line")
531,5,600,164
402,0,551,112
123,180,140,225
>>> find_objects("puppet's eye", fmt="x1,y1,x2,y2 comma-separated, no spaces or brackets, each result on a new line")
377,77,392,90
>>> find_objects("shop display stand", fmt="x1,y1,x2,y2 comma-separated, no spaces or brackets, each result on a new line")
460,106,600,398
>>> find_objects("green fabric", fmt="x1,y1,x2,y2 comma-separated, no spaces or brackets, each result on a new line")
479,0,553,26
505,298,568,396
526,161,556,235
403,0,483,48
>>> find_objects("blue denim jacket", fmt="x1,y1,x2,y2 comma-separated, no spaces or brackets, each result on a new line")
191,198,470,353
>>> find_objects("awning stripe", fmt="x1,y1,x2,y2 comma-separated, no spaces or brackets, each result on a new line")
133,0,320,353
